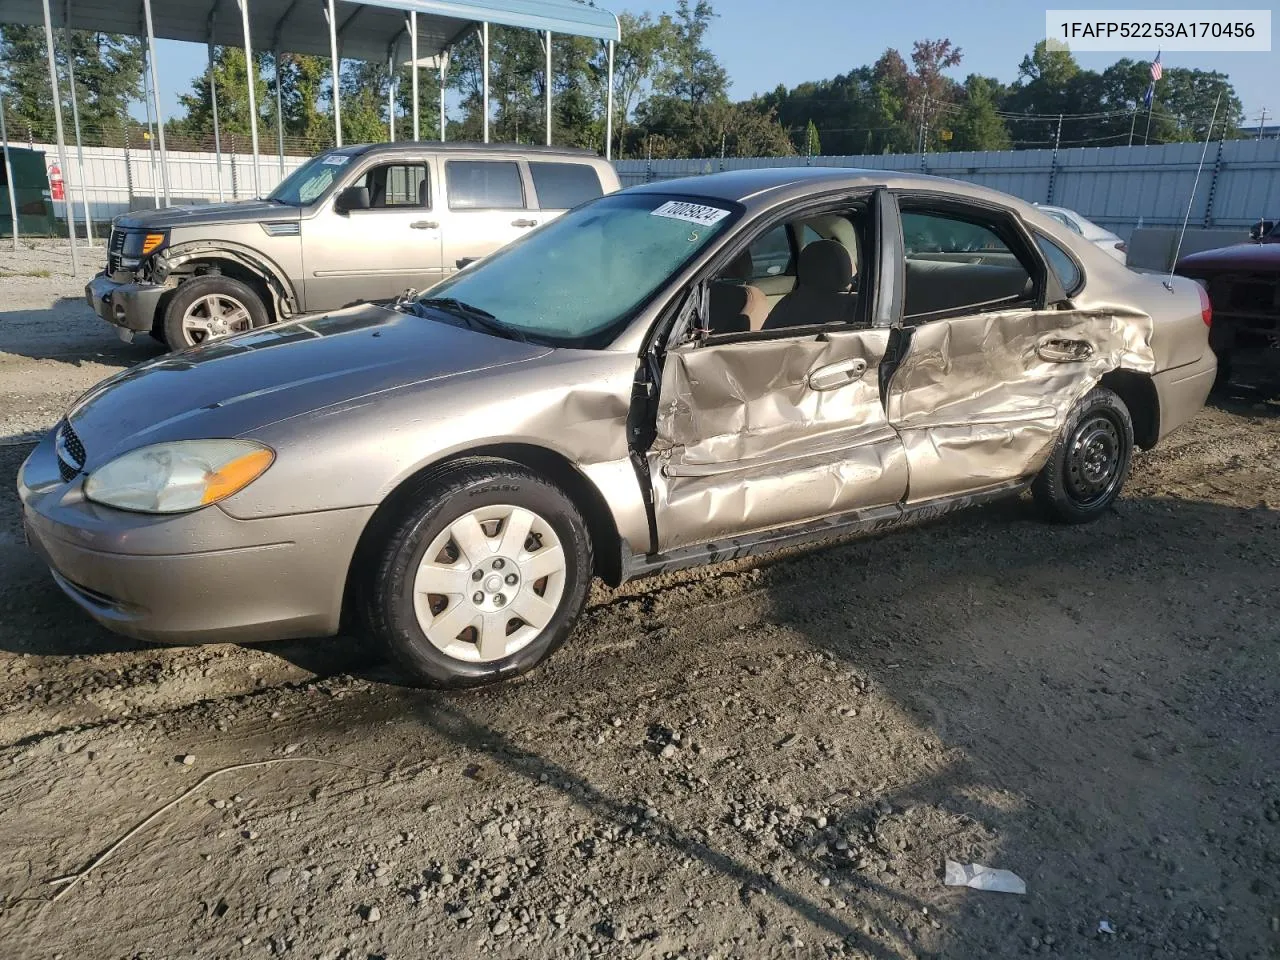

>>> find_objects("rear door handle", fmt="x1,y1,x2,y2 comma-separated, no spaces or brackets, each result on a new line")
511,218,538,228
410,220,439,230
808,358,868,391
1037,337,1094,362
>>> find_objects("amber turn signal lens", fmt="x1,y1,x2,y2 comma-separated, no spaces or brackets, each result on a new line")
200,448,276,505
141,233,166,255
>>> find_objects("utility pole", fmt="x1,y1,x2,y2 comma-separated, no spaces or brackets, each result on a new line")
917,96,927,154
1257,107,1269,140
1128,107,1136,147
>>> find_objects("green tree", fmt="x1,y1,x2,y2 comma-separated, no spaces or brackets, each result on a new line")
804,119,821,156
0,25,143,141
170,47,271,145
950,75,1010,151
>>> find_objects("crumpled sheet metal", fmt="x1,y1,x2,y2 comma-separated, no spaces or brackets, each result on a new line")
651,329,908,549
888,307,1155,503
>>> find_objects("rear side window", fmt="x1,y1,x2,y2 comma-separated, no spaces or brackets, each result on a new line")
746,224,792,278
446,161,525,210
1035,234,1082,294
900,210,1035,320
529,162,603,210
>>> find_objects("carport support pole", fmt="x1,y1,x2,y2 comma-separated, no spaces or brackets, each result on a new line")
209,42,225,202
0,93,18,251
327,0,341,147
141,0,171,206
236,0,261,198
64,5,95,245
40,0,79,273
605,40,614,161
544,31,552,146
481,22,489,143
275,49,284,178
438,51,448,141
409,12,418,141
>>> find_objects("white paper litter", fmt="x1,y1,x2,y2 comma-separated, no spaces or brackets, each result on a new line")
943,859,1027,894
1098,920,1116,934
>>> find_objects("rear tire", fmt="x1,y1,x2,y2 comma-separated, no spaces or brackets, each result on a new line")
362,459,594,689
162,275,270,350
1032,387,1134,524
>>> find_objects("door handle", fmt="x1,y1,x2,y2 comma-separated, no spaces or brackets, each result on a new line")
511,218,538,228
807,358,868,391
1037,337,1094,362
410,220,439,230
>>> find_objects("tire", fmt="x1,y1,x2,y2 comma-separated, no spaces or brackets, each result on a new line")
1032,387,1134,524
162,275,270,350
362,459,594,689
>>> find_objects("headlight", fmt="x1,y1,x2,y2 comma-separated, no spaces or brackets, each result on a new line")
84,440,274,514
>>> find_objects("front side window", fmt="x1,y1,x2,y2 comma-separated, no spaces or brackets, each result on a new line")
417,193,740,344
529,162,603,210
362,163,429,208
446,161,525,210
901,209,1035,320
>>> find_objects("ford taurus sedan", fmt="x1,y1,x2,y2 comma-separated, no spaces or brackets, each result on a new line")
20,169,1217,688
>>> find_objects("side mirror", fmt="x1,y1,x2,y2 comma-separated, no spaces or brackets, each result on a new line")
335,185,370,214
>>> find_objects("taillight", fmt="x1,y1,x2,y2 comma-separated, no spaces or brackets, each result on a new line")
1197,284,1212,327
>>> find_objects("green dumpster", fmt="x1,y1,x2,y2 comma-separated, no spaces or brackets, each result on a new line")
1,146,57,238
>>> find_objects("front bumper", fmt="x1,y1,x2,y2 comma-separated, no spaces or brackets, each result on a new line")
85,272,169,335
1152,350,1218,442
18,431,376,645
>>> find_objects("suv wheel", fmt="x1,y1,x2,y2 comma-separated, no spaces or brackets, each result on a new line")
162,275,270,350
362,459,594,688
1033,386,1134,524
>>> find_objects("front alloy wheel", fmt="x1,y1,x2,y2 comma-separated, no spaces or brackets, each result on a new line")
363,459,593,688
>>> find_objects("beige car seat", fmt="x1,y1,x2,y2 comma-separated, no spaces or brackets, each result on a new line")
762,240,858,330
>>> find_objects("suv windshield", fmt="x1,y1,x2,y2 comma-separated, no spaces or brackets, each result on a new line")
268,149,360,205
417,193,741,345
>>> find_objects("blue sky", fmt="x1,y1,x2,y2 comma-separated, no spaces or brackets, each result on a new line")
149,0,1273,125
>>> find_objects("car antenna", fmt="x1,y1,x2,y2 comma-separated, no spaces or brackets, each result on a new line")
1165,90,1223,292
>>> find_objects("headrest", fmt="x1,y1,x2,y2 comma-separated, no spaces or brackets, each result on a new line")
724,249,753,281
798,239,853,293
418,178,428,206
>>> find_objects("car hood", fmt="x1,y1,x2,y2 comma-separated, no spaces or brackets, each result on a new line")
65,304,551,469
116,200,299,230
1176,242,1280,274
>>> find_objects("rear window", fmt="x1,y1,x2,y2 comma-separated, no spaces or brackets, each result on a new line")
446,161,525,210
1035,233,1082,294
529,162,604,210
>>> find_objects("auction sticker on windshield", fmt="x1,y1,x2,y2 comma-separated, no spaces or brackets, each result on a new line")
651,201,731,226
321,155,351,166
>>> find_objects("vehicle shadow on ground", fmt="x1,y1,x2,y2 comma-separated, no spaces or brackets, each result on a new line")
395,493,1279,958
0,301,163,369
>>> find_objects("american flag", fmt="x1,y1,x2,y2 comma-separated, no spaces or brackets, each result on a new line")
1143,51,1162,108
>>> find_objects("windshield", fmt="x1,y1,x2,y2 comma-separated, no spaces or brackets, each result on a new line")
417,192,741,345
268,149,360,205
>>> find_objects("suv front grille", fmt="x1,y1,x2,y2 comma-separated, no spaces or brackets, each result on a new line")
55,421,86,483
108,228,126,273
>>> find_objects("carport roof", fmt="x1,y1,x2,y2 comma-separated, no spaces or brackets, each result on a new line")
0,0,620,63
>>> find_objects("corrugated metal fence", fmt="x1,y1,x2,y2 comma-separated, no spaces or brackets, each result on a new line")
616,140,1280,241
26,138,1280,241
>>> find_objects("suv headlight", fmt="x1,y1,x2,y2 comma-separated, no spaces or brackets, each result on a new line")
84,440,274,514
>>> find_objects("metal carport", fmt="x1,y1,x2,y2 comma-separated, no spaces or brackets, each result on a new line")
0,0,620,268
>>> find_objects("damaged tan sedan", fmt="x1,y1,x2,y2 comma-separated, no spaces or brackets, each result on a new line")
20,169,1217,687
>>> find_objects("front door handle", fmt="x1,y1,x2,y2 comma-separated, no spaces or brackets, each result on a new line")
1037,337,1094,362
808,358,868,391
511,218,538,228
410,220,439,230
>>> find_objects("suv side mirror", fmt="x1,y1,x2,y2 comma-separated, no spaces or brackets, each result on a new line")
335,186,370,214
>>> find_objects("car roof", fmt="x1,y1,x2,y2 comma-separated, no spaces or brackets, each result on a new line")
346,141,601,159
627,166,1048,215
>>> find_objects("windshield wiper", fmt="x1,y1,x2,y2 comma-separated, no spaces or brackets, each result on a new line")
416,297,528,342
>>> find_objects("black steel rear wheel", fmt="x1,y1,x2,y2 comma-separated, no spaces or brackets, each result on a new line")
1033,387,1134,524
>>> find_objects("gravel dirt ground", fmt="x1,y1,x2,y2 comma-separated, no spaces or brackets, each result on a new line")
0,241,1277,960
